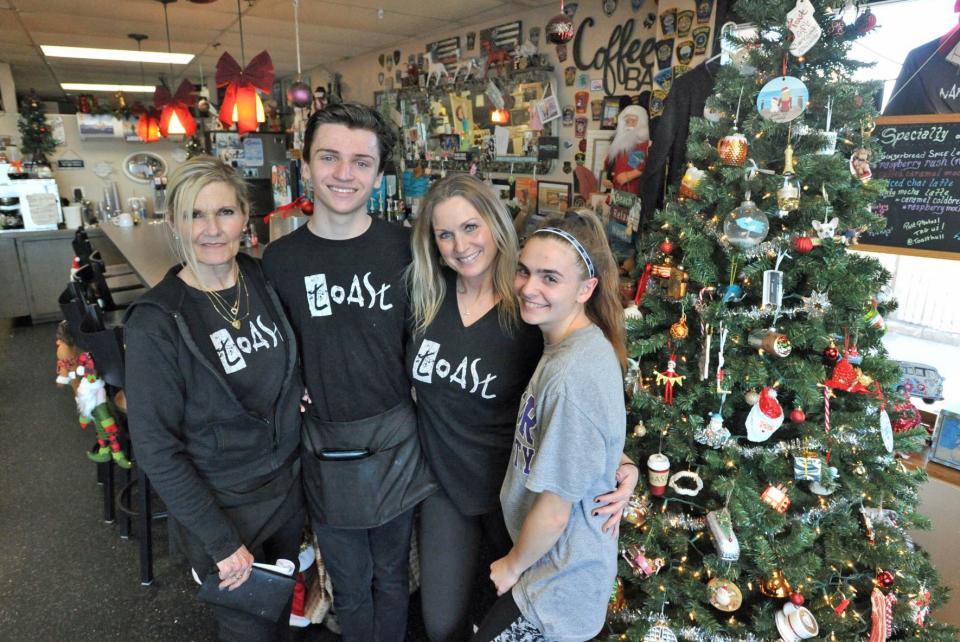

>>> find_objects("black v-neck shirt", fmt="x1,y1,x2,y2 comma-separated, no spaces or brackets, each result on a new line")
406,270,542,515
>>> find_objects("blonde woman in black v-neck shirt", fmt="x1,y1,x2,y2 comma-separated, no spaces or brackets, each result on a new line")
406,174,640,641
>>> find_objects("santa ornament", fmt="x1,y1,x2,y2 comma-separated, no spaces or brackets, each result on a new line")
745,387,785,442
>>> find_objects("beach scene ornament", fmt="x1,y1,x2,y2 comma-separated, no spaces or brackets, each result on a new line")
757,76,809,123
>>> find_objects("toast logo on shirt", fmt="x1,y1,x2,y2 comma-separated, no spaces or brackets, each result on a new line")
210,315,284,374
411,339,498,399
304,272,393,317
512,391,537,475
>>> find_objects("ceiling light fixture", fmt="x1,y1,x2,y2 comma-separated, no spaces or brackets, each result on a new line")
41,45,193,65
216,0,273,134
61,83,157,93
154,0,196,138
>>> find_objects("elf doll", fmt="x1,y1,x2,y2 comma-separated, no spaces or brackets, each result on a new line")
74,353,131,469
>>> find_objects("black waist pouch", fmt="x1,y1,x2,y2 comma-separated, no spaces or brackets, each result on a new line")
301,399,436,528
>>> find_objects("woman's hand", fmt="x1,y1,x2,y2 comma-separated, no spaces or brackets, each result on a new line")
593,458,640,536
490,555,521,597
216,545,255,591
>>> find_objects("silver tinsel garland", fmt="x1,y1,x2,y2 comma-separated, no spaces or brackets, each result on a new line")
608,609,771,642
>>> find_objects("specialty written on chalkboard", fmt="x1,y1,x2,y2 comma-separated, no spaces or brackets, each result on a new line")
878,125,950,148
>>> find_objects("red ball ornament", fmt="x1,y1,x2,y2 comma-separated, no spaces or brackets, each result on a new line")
790,408,806,424
823,346,839,361
659,238,674,255
793,235,814,254
546,13,575,44
299,198,314,215
790,592,805,606
876,570,895,588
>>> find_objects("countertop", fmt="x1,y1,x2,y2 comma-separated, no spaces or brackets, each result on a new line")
97,220,263,288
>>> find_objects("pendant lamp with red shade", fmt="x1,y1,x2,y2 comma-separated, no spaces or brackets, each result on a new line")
216,0,273,135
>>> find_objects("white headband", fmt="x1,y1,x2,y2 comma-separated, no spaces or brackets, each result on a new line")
537,227,595,278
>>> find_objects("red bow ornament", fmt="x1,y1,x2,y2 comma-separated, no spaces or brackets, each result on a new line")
216,50,274,134
154,79,197,138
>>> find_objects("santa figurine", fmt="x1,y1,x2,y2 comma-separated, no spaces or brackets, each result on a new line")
745,387,785,442
602,104,651,195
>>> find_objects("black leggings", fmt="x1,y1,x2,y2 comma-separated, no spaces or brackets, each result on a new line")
471,592,544,642
418,488,512,641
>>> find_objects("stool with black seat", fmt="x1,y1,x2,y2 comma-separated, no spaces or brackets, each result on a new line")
72,227,146,306
72,226,137,279
73,304,168,586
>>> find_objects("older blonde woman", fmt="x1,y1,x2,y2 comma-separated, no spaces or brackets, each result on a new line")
124,156,304,641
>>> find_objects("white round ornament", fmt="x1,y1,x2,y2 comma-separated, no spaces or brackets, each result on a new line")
644,620,678,642
756,76,809,123
668,470,704,496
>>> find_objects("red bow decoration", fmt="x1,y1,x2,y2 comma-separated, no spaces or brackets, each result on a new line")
265,196,313,224
154,79,197,138
216,50,274,134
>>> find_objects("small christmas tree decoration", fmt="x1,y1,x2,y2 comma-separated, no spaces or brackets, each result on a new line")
912,585,932,627
823,342,839,361
718,130,749,166
760,569,793,598
633,421,647,438
744,389,760,405
793,453,822,481
678,165,705,199
775,602,819,640
669,314,689,340
623,492,651,526
609,577,627,612
868,588,889,642
792,233,815,253
668,470,703,496
659,237,675,254
707,508,740,561
760,483,792,512
879,407,894,453
757,76,809,123
748,328,792,357
622,544,664,577
665,265,690,300
707,578,743,612
643,620,678,642
646,452,671,496
746,387,785,442
546,6,575,44
876,569,895,588
790,592,805,606
17,90,58,164
723,195,769,249
651,255,678,279
695,412,731,448
761,256,786,308
789,407,806,423
777,142,802,217
656,355,685,404
786,0,823,56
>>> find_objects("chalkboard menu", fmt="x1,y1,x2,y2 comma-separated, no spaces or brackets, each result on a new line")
858,114,960,259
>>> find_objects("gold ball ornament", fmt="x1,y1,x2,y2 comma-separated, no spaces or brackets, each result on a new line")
622,493,652,527
717,131,748,166
633,421,647,438
760,569,793,598
669,314,689,340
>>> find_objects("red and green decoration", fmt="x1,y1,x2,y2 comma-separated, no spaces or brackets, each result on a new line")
17,91,58,165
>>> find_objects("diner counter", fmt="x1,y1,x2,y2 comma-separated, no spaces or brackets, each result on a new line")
98,219,263,288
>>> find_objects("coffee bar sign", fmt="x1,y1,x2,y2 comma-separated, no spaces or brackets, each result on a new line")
573,17,657,97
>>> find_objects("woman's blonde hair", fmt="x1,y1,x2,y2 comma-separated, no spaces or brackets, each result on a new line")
529,209,627,372
407,174,520,336
165,156,250,278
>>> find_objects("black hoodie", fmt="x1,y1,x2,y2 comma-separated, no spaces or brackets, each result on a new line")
123,254,302,563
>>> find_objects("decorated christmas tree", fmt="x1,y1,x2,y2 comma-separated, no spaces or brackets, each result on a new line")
609,1,956,641
17,91,57,165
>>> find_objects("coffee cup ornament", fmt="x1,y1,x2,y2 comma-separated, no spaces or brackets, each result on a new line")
646,452,670,497
679,165,705,199
775,602,819,641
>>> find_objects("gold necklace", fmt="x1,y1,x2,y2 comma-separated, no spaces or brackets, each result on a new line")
202,268,249,329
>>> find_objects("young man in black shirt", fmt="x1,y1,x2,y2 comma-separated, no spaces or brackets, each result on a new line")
263,103,436,641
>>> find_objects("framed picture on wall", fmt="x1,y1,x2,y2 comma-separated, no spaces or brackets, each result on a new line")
77,113,121,139
600,97,621,129
537,180,571,216
930,408,960,471
491,178,515,202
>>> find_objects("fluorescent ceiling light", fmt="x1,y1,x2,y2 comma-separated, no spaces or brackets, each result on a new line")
62,83,157,93
42,45,193,65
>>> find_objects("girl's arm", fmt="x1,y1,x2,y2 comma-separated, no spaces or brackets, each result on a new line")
490,490,572,595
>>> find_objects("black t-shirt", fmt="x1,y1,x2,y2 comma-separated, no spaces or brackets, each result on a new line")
263,217,412,422
181,267,287,419
884,38,960,116
407,270,543,515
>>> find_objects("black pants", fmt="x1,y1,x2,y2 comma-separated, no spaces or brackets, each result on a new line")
419,488,512,641
471,592,544,642
212,507,305,642
313,508,415,642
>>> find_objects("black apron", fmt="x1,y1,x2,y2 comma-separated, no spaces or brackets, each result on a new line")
301,398,436,529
